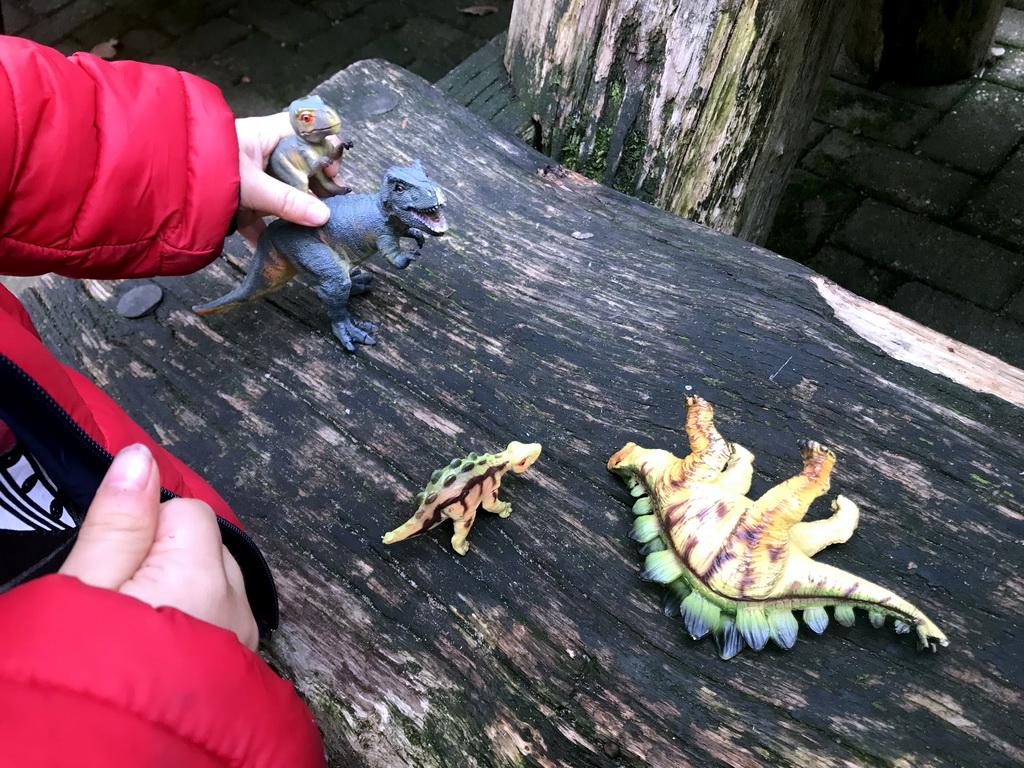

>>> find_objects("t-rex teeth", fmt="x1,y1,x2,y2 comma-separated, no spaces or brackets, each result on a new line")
768,609,800,649
630,514,661,543
715,615,745,660
868,608,886,628
681,592,720,639
736,608,771,651
803,606,829,634
641,550,684,584
834,605,856,627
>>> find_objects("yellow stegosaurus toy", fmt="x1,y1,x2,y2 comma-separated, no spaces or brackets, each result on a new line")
608,396,947,660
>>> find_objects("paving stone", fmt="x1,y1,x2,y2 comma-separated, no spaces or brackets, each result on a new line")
798,119,831,157
915,81,1024,176
297,17,386,77
397,17,487,83
805,246,900,304
220,83,285,117
3,2,37,34
169,16,250,61
1007,287,1024,323
958,146,1024,251
212,32,317,100
801,130,977,218
229,0,327,45
25,0,72,15
764,170,861,261
985,46,1024,91
118,27,173,60
418,2,513,42
350,31,416,70
832,200,1024,310
313,0,375,20
889,281,1024,369
68,7,149,51
153,0,237,37
996,7,1024,47
20,0,106,46
815,77,940,149
877,79,974,113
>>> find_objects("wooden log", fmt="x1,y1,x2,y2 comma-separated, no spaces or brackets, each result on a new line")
844,0,1006,84
503,0,855,243
20,60,1024,767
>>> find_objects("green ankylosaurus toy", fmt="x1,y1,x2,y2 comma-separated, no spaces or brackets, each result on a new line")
608,395,948,660
383,441,542,555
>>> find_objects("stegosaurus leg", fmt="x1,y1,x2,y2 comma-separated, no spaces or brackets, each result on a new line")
680,396,733,483
752,440,836,530
717,443,754,496
790,495,860,556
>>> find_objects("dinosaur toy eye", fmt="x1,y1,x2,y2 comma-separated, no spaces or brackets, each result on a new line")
395,183,407,193
298,111,314,123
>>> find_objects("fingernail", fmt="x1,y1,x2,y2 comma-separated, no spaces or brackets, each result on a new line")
107,444,153,491
306,199,329,225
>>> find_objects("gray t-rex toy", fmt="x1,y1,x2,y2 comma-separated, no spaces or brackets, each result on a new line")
193,160,447,350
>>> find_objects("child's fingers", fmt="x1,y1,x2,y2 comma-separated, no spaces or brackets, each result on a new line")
122,498,259,649
239,161,329,227
59,443,161,590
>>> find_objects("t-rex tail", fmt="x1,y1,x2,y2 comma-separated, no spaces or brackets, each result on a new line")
192,242,298,315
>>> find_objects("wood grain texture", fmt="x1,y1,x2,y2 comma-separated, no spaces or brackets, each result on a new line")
504,0,855,242
21,61,1023,767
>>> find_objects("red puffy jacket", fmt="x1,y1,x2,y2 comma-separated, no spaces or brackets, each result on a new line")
0,36,326,767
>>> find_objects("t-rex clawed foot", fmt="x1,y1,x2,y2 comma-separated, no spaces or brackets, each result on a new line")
332,315,379,351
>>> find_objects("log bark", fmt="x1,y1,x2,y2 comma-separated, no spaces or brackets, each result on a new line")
844,0,1006,84
504,0,854,243
19,60,1024,767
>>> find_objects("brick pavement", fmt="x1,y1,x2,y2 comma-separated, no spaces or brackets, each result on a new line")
2,0,512,115
767,5,1024,369
3,0,1023,370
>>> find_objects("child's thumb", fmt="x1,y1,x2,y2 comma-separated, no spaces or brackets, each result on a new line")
59,444,161,590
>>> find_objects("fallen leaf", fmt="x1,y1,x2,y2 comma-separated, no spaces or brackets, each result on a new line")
571,231,594,240
89,38,119,59
460,5,499,15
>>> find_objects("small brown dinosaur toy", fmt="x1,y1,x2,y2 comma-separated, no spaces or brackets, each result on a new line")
269,95,352,196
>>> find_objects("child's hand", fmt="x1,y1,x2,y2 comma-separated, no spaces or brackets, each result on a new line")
235,112,337,244
59,444,259,650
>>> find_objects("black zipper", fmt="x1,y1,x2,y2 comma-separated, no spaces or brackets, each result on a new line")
0,352,280,635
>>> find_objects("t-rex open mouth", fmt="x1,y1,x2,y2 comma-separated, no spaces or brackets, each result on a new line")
410,204,448,234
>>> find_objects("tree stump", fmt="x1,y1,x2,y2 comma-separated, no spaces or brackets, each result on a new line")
504,0,855,243
844,0,1006,84
19,60,1024,767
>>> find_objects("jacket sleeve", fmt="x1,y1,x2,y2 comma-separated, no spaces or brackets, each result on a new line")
0,36,239,279
0,575,326,768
